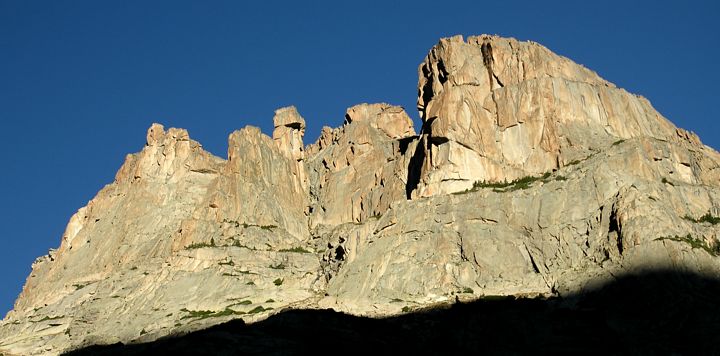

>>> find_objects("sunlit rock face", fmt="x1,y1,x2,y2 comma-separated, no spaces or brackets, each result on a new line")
306,103,417,228
2,35,720,355
412,34,700,197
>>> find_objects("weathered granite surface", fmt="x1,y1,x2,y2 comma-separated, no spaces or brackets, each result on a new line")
2,35,719,355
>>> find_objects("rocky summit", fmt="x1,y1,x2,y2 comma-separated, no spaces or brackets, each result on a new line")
2,35,720,355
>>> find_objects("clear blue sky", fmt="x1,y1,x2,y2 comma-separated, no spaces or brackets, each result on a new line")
1,1,718,316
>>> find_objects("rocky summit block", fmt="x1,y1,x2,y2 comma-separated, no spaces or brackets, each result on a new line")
2,35,720,355
412,34,706,196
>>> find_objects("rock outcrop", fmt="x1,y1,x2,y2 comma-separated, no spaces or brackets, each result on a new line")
306,103,416,227
2,35,720,355
412,34,697,196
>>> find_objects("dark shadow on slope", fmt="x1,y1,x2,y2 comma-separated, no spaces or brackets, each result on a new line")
405,135,426,199
397,135,418,156
65,270,720,355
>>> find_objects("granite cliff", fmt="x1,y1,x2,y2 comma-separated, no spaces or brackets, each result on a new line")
2,35,720,355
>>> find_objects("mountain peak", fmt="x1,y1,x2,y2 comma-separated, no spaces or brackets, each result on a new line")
411,34,707,196
2,35,720,355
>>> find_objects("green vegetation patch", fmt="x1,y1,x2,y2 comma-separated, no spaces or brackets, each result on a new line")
656,234,720,256
180,307,244,320
185,238,216,249
684,212,720,225
278,246,311,253
565,152,597,167
454,172,559,195
273,278,284,286
247,306,272,314
239,223,278,231
231,239,257,250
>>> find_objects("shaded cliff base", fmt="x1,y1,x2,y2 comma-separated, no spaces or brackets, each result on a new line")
65,269,720,355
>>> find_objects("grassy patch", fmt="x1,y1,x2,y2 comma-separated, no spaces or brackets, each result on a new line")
232,240,257,250
218,260,235,266
456,172,553,194
612,139,626,146
72,283,87,290
684,212,720,225
699,213,720,225
222,219,241,228
565,152,598,167
246,281,255,285
265,299,275,303
278,247,311,253
180,307,245,320
401,306,411,313
247,306,272,314
273,278,284,286
462,287,474,294
656,234,720,256
566,159,583,166
238,223,278,231
185,238,216,249
661,177,675,186
390,298,404,303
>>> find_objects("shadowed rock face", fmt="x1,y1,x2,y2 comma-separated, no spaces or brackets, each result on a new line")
2,35,720,355
64,271,720,355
